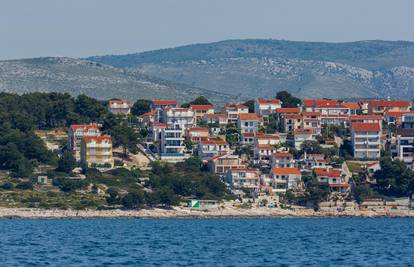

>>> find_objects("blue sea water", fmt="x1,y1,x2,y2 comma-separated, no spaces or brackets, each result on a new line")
0,218,413,266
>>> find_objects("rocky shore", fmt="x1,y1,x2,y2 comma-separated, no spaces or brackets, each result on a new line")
1,206,414,219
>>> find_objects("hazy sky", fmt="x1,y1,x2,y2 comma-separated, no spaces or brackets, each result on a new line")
1,0,414,60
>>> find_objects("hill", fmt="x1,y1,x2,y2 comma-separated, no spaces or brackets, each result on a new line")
87,39,414,99
0,57,233,104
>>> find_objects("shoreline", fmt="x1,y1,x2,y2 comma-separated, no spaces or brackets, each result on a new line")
1,206,414,219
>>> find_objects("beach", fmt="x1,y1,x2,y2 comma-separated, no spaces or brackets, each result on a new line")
1,205,413,219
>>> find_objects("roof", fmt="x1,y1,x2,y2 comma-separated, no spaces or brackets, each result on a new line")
276,107,300,113
140,111,155,117
70,124,99,131
272,153,293,158
284,114,303,119
83,135,112,143
351,122,381,132
224,103,248,109
329,184,351,188
314,168,341,178
257,99,281,105
341,102,360,109
385,111,414,117
302,111,321,116
350,115,383,121
256,134,279,140
366,100,410,107
303,99,347,109
152,100,177,105
109,99,131,105
207,154,227,161
188,127,209,132
205,113,226,118
201,140,228,145
294,129,313,134
152,123,168,128
272,167,301,175
231,168,260,172
242,133,255,138
239,113,259,121
190,104,214,111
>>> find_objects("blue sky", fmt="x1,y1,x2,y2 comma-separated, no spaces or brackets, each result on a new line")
1,0,414,60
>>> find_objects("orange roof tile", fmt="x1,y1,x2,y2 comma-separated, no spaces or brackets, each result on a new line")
239,113,259,120
351,122,381,131
350,115,383,120
152,100,177,105
272,167,301,175
201,140,228,145
70,124,99,131
314,168,341,177
276,107,300,113
367,100,410,107
190,104,214,111
272,153,293,158
257,99,281,104
188,127,209,132
83,135,112,143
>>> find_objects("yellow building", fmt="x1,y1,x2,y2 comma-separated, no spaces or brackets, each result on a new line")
80,135,114,168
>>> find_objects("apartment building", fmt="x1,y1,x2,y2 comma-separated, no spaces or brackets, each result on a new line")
270,153,295,168
208,154,246,176
223,104,249,124
294,129,314,149
270,167,301,193
161,107,196,129
108,100,131,115
225,168,261,191
68,124,101,158
238,113,260,134
254,145,277,163
202,113,228,126
254,133,280,146
361,100,410,115
302,111,321,135
190,104,214,121
80,135,113,168
254,99,282,117
185,127,209,143
314,168,350,194
159,124,186,162
151,100,178,121
198,139,230,160
351,122,381,159
395,113,414,167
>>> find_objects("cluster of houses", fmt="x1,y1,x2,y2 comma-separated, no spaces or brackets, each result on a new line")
64,97,414,200
137,97,414,198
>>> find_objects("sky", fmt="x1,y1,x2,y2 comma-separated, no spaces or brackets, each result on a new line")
1,0,414,60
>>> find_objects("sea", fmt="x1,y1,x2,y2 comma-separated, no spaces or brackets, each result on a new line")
0,218,413,266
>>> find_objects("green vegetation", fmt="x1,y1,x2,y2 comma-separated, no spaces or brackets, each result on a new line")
181,96,212,108
276,91,301,108
131,99,152,116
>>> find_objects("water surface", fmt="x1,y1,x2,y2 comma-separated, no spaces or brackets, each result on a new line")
0,218,413,266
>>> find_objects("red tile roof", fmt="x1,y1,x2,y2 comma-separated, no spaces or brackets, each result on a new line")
350,115,383,120
70,124,99,131
284,114,303,119
294,129,313,134
351,122,381,131
257,99,281,104
152,100,177,105
303,99,346,108
256,145,277,150
276,107,300,113
314,168,341,178
256,134,279,140
83,135,112,143
341,102,360,109
205,113,226,118
190,104,214,111
367,100,410,107
239,113,259,120
272,167,301,175
201,140,228,145
188,127,209,132
302,111,321,116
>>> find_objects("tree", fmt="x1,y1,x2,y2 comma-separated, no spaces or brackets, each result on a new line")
300,140,322,154
109,123,140,158
57,151,77,173
276,91,301,108
181,96,212,108
131,99,152,116
302,174,330,210
121,191,145,209
243,100,255,113
75,94,107,122
374,157,414,197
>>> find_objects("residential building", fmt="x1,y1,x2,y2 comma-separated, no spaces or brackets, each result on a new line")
238,113,260,134
241,133,255,146
225,168,261,191
254,99,282,117
349,115,383,128
208,154,246,176
202,113,228,126
191,104,214,122
159,124,186,162
161,107,196,129
198,139,230,160
255,133,280,146
80,135,113,168
223,104,249,124
254,145,277,163
282,114,303,133
108,100,131,115
185,127,209,143
270,167,301,193
299,153,328,169
362,100,411,115
395,113,414,167
271,153,295,168
151,100,178,121
303,99,351,115
68,124,101,158
314,168,350,194
351,123,381,159
294,129,314,149
302,111,321,135
138,111,155,127
150,123,168,144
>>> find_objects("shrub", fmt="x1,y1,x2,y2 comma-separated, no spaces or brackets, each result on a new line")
16,181,34,190
0,182,14,190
